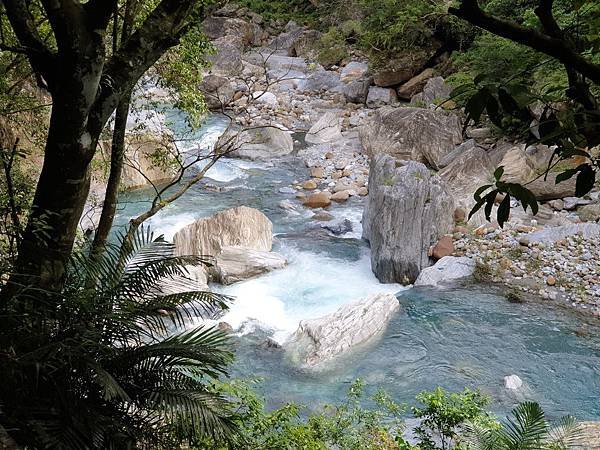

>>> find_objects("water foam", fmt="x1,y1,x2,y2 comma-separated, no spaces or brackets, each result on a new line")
217,244,404,343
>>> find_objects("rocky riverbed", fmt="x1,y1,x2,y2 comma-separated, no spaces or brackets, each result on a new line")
190,3,600,319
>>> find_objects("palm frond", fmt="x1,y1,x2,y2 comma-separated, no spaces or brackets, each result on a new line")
545,415,581,449
499,402,548,450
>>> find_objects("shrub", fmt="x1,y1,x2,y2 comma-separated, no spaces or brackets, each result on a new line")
317,27,349,68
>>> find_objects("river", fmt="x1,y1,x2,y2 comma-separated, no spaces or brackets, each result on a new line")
115,112,600,421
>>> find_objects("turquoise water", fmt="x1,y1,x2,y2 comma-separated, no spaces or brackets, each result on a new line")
115,114,600,421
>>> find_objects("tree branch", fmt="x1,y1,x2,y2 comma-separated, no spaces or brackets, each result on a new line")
449,0,600,85
84,0,119,31
2,0,56,86
87,0,202,138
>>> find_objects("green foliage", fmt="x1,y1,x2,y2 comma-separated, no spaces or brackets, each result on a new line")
317,27,350,68
154,24,213,129
237,0,318,25
464,402,580,450
411,387,497,450
359,0,437,53
0,142,34,272
0,228,235,449
190,378,406,450
454,70,598,226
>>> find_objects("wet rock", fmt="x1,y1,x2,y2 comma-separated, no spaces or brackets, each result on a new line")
217,125,294,160
414,256,476,287
312,211,334,221
363,156,454,284
215,246,287,284
303,191,332,208
322,218,353,235
504,374,523,390
360,107,463,169
174,206,273,256
285,293,400,368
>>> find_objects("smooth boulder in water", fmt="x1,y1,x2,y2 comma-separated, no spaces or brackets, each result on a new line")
173,206,273,257
214,246,287,285
285,293,400,369
362,156,454,284
216,125,293,160
414,256,475,287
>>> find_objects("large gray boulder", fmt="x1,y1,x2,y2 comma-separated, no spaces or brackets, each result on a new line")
160,265,210,295
359,107,463,169
214,246,287,285
366,86,397,108
298,70,342,92
268,21,308,55
439,144,495,224
414,256,476,287
206,35,244,76
285,293,400,368
202,16,262,46
305,112,343,144
173,206,273,257
217,125,294,160
527,172,577,200
363,156,454,284
343,79,371,104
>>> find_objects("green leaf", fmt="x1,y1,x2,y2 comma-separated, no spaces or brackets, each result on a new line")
473,184,493,201
575,165,596,197
464,88,490,127
484,191,497,221
494,166,505,181
497,194,511,228
555,168,579,184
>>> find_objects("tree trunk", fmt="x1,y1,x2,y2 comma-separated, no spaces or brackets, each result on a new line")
6,100,97,295
89,93,131,258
